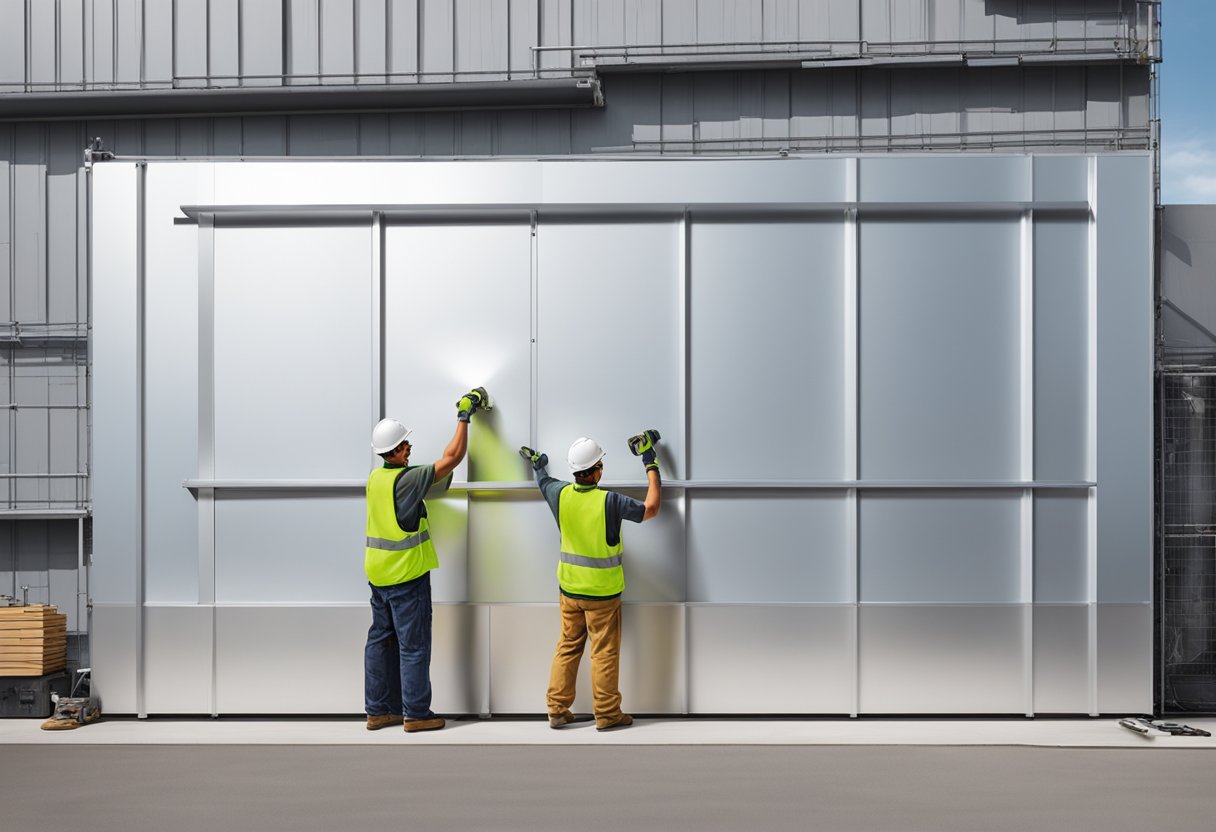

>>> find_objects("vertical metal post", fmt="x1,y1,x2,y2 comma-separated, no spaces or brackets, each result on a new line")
1020,208,1036,717
197,211,217,716
679,207,690,715
529,210,538,448
135,162,147,718
1086,156,1100,717
370,212,384,430
844,158,860,717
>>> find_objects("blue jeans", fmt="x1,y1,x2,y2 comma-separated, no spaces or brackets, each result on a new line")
364,572,434,719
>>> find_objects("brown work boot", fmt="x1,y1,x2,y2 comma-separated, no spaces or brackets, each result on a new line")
366,714,403,731
596,714,633,732
403,716,446,733
548,711,576,729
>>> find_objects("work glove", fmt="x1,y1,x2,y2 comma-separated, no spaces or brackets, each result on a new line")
456,388,486,423
631,431,660,473
518,446,549,472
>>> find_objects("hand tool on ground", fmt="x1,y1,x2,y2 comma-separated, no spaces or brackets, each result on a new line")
1119,717,1211,737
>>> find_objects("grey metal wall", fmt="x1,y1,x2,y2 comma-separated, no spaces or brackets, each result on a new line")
0,0,1156,91
91,155,1153,716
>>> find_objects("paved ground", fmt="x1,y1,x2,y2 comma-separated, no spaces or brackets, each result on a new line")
3,714,1216,746
3,744,1215,831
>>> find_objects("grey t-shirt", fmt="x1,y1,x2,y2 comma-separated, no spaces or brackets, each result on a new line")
383,463,452,531
534,467,645,548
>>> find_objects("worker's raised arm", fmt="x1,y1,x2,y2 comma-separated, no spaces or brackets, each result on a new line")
642,467,661,521
634,430,662,521
433,387,488,480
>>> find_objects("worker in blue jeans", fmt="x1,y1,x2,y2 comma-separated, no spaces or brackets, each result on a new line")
363,388,487,732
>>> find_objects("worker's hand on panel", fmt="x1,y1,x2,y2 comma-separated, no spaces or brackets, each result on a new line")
518,446,549,471
627,429,661,473
455,386,489,422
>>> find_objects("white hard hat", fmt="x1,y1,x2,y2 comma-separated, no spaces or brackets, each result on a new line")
371,419,413,454
567,437,606,473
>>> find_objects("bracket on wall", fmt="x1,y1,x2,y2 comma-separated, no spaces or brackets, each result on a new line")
83,138,115,169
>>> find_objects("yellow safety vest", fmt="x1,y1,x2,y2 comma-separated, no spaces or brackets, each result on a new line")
557,484,624,597
365,467,438,586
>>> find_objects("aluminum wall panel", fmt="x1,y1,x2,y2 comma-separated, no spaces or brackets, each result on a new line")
214,495,367,603
215,605,367,713
91,604,137,713
689,493,850,603
388,0,421,76
420,0,455,77
90,163,140,605
356,0,388,80
383,223,532,485
142,165,208,604
0,0,23,91
860,492,1022,604
1034,491,1089,605
433,603,491,715
488,604,592,713
1033,155,1089,204
690,220,846,480
46,127,81,325
212,225,371,480
469,493,556,603
1034,217,1090,482
860,218,1020,480
27,0,56,86
535,221,683,479
859,156,1030,203
1032,604,1088,713
420,495,469,604
688,605,852,713
287,0,322,81
1095,155,1152,604
859,605,1025,713
211,0,244,81
242,2,285,86
455,0,508,77
176,1,210,86
144,606,213,714
487,603,683,714
1096,603,1152,713
143,0,174,84
321,0,357,85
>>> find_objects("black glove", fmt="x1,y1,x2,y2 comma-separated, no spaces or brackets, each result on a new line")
518,446,548,472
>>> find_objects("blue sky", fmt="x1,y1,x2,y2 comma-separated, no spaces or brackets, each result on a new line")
1161,0,1216,203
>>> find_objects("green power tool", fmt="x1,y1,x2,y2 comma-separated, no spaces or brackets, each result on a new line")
627,429,661,456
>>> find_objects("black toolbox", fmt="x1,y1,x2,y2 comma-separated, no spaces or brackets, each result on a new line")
0,672,69,718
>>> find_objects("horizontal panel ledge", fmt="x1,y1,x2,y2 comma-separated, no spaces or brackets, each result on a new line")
176,201,1091,224
0,78,604,122
182,479,1096,491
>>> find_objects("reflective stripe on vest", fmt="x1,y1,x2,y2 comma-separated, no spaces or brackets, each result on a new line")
557,484,624,597
365,467,439,587
559,551,623,569
367,529,431,551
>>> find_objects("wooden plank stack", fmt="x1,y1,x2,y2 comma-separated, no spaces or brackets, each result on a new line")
0,605,68,676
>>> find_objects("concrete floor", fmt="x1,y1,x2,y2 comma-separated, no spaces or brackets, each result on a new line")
3,719,1214,831
2,715,1216,747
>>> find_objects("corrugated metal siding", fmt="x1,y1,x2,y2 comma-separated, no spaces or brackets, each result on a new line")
0,0,1151,91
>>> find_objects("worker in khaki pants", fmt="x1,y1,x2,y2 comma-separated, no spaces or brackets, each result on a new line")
520,433,661,731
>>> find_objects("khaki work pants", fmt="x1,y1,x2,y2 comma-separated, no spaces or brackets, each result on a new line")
547,593,623,726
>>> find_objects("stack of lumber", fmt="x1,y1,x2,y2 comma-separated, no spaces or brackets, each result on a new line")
0,605,67,676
